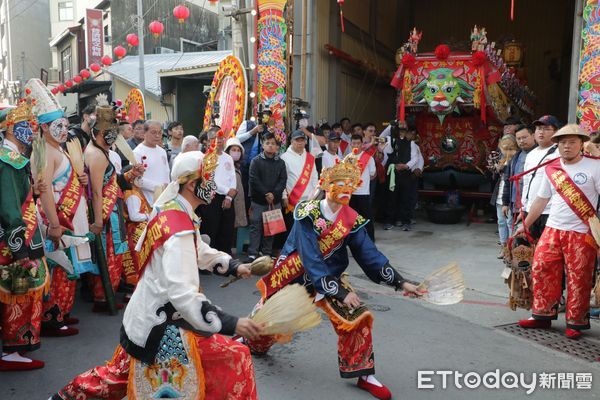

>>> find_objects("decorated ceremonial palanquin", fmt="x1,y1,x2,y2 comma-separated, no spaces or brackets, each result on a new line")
391,30,536,191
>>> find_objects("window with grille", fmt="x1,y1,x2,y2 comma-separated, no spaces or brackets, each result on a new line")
58,1,74,21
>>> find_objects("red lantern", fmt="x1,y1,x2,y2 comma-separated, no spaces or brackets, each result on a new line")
148,20,164,38
57,84,65,92
208,0,218,3
80,69,91,79
73,75,82,84
126,33,139,47
65,80,73,88
173,4,190,23
90,63,101,72
114,45,127,59
51,87,59,95
101,55,113,66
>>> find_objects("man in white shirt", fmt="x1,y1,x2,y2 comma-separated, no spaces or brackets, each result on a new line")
520,115,561,239
321,131,341,170
517,125,600,340
133,120,170,204
339,117,352,156
349,135,377,241
198,127,238,253
406,128,424,222
281,130,319,233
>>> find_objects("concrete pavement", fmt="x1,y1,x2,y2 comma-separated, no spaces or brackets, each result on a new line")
1,215,599,399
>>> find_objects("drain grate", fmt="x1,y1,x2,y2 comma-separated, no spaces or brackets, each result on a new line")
495,323,600,363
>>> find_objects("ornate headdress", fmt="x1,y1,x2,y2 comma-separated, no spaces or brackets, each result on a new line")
5,96,37,130
319,148,362,191
94,93,119,132
25,78,64,124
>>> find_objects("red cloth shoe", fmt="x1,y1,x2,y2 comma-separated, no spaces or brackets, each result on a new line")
63,316,79,325
357,378,392,400
518,319,551,329
0,357,44,371
565,328,582,340
41,325,79,337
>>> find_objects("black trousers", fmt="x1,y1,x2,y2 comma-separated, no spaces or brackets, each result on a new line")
198,194,235,254
384,171,413,225
350,194,375,242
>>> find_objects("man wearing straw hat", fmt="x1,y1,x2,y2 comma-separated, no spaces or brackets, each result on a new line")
26,78,92,337
51,150,263,400
0,96,49,371
517,124,600,340
247,149,422,400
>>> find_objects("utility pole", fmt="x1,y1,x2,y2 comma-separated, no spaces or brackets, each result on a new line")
19,51,25,97
136,0,146,103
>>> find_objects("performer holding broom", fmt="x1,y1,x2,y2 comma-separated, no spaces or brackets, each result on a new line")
51,149,264,400
84,95,144,313
246,149,423,400
517,125,600,340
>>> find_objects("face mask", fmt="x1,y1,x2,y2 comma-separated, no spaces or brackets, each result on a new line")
103,129,118,146
13,121,34,149
49,118,69,143
299,118,308,129
194,176,217,204
230,150,242,161
87,115,97,128
325,180,355,205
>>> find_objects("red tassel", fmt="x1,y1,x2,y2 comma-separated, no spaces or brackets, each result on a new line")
399,89,406,123
479,67,486,125
340,9,345,33
510,0,515,21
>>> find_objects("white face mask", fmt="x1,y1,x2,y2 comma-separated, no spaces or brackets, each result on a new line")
230,149,242,161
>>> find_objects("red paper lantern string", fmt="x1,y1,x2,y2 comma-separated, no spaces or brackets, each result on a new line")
57,84,65,92
148,20,164,38
114,45,127,59
65,80,73,88
126,33,139,47
90,63,101,72
101,55,113,66
173,4,190,24
51,87,59,95
80,69,91,79
73,75,82,84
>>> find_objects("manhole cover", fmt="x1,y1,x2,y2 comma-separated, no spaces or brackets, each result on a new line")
496,323,600,363
366,304,391,312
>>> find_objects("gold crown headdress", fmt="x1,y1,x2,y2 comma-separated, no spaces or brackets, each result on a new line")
5,95,38,129
94,93,119,132
319,148,362,190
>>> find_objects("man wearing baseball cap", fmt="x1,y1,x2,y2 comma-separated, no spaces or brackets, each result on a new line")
517,124,600,340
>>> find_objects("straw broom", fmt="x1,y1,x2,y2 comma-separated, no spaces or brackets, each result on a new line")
31,135,46,181
251,284,322,336
114,134,137,166
220,256,274,288
589,215,600,247
415,262,465,305
65,139,85,176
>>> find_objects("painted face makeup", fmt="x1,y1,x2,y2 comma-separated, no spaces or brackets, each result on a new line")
49,118,69,143
13,121,34,148
194,175,217,204
103,129,118,146
326,179,354,205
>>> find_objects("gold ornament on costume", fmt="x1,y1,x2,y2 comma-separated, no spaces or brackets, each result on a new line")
5,96,38,130
319,148,362,191
176,130,221,185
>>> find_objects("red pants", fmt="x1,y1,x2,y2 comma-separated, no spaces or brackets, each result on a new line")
57,334,257,400
1,297,43,353
93,230,123,303
42,267,76,328
247,298,375,378
531,227,598,329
